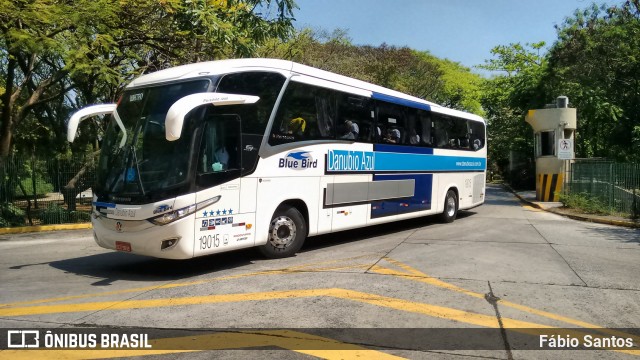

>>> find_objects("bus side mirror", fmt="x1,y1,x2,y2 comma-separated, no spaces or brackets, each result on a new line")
67,104,117,143
165,93,259,141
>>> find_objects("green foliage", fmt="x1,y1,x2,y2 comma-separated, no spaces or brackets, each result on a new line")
479,42,547,182
0,203,25,227
259,28,484,115
14,177,53,198
558,192,609,215
38,203,91,225
1,0,297,159
545,2,640,162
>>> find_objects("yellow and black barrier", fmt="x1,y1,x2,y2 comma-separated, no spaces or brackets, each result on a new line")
537,173,563,202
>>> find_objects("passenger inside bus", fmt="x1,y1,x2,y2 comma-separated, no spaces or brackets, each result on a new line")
340,120,359,140
287,117,306,138
383,128,401,143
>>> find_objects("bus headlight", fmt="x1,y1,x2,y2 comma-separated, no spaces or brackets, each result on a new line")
148,195,221,226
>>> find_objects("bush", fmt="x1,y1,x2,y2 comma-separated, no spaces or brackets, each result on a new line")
0,203,26,227
558,192,609,215
38,203,91,225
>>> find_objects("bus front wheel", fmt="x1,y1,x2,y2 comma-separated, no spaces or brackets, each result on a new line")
260,205,307,258
440,189,458,223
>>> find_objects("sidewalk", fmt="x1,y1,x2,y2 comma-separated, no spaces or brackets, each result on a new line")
508,186,640,229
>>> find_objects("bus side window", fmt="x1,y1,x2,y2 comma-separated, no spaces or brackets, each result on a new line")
451,117,471,150
269,82,336,145
337,94,373,142
377,102,406,144
405,109,424,146
198,116,240,173
433,113,450,148
469,120,485,151
417,109,432,146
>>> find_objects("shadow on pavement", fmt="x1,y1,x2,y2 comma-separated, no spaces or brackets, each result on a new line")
46,249,259,286
40,206,482,285
582,225,640,246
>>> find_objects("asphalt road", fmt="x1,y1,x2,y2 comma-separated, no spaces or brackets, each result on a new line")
1,184,639,359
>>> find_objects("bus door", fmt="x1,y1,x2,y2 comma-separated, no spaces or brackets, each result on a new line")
194,114,249,255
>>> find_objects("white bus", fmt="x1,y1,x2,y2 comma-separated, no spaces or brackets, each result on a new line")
68,59,486,259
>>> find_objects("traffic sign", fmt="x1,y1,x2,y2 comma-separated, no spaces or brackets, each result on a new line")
558,139,573,160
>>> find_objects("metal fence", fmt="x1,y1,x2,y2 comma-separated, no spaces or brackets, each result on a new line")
566,159,640,218
0,155,96,227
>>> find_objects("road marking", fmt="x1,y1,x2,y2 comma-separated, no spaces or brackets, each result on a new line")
2,255,638,355
522,205,543,212
372,257,640,354
0,254,378,308
1,286,638,355
2,330,405,360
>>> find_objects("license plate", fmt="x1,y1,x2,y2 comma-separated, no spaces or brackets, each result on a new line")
115,241,132,252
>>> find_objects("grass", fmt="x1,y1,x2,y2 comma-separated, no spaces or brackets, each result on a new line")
558,192,610,215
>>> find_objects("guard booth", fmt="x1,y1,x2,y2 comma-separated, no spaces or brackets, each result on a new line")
525,96,577,201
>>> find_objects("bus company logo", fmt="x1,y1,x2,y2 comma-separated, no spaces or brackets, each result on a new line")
278,151,318,170
115,221,123,232
327,150,375,172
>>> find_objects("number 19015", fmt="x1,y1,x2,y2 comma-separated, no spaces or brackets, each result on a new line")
199,234,220,250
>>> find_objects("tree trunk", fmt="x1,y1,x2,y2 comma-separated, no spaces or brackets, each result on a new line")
0,58,17,161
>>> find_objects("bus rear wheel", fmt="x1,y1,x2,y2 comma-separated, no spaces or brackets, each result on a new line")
259,205,307,258
440,189,458,223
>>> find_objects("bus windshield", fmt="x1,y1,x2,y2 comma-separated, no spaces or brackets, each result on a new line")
96,79,211,202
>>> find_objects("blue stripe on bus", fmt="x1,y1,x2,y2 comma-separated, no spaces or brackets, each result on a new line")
93,202,116,208
325,149,486,173
374,153,486,172
371,174,433,219
372,92,432,111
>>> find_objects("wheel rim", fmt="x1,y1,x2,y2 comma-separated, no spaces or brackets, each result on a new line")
446,195,456,217
269,216,297,249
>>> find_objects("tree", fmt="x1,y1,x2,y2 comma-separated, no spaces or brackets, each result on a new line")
479,42,547,186
0,0,297,163
545,1,640,161
0,0,295,208
258,28,483,114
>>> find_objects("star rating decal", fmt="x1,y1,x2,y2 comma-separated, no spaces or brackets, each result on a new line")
201,209,235,218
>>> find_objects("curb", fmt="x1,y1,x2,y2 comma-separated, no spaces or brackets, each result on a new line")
502,184,640,229
545,208,640,229
0,223,92,235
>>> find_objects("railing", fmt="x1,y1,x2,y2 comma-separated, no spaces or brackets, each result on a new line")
0,155,96,227
566,159,640,218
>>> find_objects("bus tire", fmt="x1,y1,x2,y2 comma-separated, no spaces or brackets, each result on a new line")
259,205,307,258
440,189,458,223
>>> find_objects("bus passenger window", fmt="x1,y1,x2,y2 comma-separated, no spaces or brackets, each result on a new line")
417,110,432,146
269,82,336,145
337,94,373,142
469,121,485,151
376,102,406,144
433,114,450,148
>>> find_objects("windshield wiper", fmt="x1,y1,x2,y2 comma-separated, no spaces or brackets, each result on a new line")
129,145,146,197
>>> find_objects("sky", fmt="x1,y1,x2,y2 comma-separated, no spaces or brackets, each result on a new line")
292,0,621,73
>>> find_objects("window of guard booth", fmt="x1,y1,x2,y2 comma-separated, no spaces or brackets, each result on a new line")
538,130,555,156
337,93,374,142
376,102,406,144
269,81,336,145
